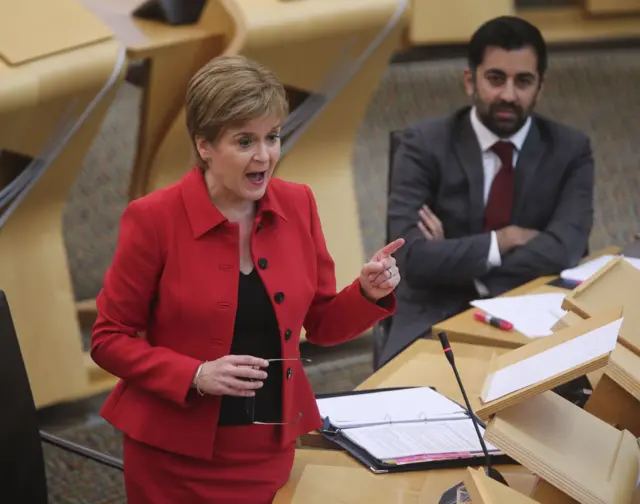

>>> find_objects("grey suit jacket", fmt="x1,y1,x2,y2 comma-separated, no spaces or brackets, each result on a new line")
381,106,594,365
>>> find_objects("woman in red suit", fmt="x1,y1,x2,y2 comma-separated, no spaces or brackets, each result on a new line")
91,55,404,504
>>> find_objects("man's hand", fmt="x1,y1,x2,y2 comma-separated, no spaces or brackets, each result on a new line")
417,205,444,241
496,226,540,254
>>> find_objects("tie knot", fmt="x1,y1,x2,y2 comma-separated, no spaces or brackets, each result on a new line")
491,141,514,166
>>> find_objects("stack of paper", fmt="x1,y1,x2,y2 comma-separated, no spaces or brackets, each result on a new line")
471,293,567,338
560,255,640,284
482,317,622,403
341,420,499,461
474,308,623,420
316,387,467,428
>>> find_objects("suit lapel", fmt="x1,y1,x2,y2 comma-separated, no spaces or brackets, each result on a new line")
513,119,545,220
453,112,485,233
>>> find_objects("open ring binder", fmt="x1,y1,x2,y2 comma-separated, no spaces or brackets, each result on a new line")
316,387,514,474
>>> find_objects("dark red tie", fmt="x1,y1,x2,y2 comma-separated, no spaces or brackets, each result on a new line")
483,141,515,231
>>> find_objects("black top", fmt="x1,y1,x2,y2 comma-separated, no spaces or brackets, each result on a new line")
217,269,283,425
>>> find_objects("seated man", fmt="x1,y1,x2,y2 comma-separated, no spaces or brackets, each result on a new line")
378,16,594,366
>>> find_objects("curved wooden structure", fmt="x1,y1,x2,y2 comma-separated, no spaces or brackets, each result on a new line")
146,0,408,291
79,0,229,204
464,467,541,504
408,0,640,46
0,0,126,407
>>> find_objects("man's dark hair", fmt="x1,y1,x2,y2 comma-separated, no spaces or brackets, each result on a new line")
468,16,547,77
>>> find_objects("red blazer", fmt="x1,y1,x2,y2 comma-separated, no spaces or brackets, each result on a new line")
92,167,395,459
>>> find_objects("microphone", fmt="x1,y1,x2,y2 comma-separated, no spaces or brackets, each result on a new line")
436,332,507,504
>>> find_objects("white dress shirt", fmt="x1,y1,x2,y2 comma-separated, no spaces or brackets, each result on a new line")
469,107,531,293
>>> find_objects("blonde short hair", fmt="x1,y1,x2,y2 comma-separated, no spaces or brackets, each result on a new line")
185,55,289,169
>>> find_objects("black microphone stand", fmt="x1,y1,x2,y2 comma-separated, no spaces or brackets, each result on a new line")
436,332,507,503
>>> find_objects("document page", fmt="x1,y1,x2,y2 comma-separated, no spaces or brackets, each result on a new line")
482,317,622,403
316,387,466,429
342,420,499,461
560,255,640,283
471,293,567,338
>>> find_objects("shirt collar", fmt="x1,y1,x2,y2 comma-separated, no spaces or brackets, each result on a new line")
469,106,532,153
180,167,287,239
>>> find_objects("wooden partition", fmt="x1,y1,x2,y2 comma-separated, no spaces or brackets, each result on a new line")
586,0,640,15
0,1,126,407
409,0,514,45
79,0,230,204
408,0,640,46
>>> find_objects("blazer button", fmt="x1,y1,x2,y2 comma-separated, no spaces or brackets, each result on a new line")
284,329,292,341
274,292,285,304
256,221,263,232
286,368,293,379
258,258,268,269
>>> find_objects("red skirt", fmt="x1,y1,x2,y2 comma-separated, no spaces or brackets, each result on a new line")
123,425,295,504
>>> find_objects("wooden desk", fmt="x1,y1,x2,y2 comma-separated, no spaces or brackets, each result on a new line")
358,339,508,411
433,278,561,350
585,344,640,437
432,247,621,350
274,449,536,504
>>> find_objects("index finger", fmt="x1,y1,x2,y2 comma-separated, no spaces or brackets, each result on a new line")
227,355,269,368
374,238,405,260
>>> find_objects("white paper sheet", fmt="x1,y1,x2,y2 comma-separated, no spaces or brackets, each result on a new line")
316,387,467,429
471,292,567,338
560,255,640,283
342,420,499,460
482,317,622,403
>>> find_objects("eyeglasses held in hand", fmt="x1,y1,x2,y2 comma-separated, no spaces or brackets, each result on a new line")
266,358,313,363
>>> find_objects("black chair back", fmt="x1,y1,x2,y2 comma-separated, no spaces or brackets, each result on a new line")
372,131,404,370
386,130,403,246
0,290,49,503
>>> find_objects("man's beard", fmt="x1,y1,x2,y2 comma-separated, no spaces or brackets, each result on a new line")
474,92,536,137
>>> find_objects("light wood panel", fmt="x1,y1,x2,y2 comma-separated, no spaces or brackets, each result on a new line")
274,449,535,504
409,0,514,45
0,0,112,65
0,1,126,407
409,1,640,46
465,467,541,504
79,0,229,203
585,0,640,15
520,7,640,42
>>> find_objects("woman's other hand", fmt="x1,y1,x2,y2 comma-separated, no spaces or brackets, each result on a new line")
195,355,269,397
359,238,405,302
